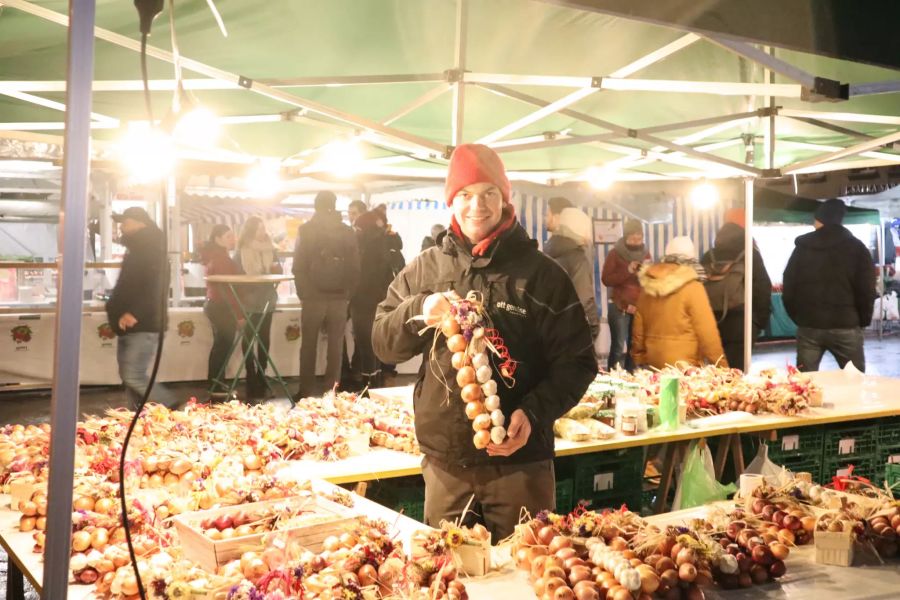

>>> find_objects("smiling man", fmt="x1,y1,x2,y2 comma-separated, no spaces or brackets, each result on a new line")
373,144,597,539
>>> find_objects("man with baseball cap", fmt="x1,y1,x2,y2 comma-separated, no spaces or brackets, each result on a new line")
373,144,597,539
783,198,877,372
106,207,176,409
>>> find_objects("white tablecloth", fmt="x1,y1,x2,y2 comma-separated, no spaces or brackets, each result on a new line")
0,308,420,385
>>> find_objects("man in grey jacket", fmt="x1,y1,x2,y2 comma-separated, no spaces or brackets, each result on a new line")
544,197,601,340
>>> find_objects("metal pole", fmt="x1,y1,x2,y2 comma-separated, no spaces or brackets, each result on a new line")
167,175,182,306
743,179,755,372
877,224,884,341
42,0,96,597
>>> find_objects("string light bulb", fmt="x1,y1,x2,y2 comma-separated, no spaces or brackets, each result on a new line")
314,138,364,179
585,166,615,190
246,160,282,198
117,122,175,183
690,180,719,209
173,106,220,146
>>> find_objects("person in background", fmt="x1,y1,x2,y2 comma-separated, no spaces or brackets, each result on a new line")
347,199,367,226
237,217,280,402
421,223,447,251
783,199,877,372
350,209,398,388
632,236,727,369
293,191,360,398
373,144,596,540
201,225,243,399
543,197,600,340
601,219,649,370
701,211,772,372
106,207,177,409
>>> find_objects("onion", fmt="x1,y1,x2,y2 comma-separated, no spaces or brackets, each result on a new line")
473,430,491,449
750,564,769,584
472,413,492,431
476,365,492,383
72,530,91,552
484,395,501,411
465,401,485,419
678,563,696,583
358,564,377,587
456,366,477,387
482,379,498,396
462,383,484,404
538,525,558,546
675,547,696,566
73,496,95,512
244,557,269,582
768,559,786,578
573,581,600,600
242,454,262,471
170,458,191,475
90,528,109,550
490,409,506,427
441,317,461,338
544,576,567,595
451,352,469,370
94,498,115,515
554,586,576,600
490,426,506,445
164,472,180,486
446,334,468,353
19,516,36,532
769,542,789,561
777,528,795,546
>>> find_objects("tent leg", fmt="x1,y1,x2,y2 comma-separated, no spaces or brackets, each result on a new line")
743,179,755,373
41,0,95,598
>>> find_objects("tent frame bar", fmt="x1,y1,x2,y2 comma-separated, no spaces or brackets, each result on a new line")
382,84,451,126
451,0,469,146
778,108,900,126
0,89,118,124
782,129,900,174
706,35,818,89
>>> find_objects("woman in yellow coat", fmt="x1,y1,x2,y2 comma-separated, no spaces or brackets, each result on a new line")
631,237,728,369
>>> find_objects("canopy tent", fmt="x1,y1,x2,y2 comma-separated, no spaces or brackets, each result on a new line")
0,0,898,187
753,187,882,225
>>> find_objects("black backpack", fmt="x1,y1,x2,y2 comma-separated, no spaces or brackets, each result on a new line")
308,225,350,294
704,249,745,320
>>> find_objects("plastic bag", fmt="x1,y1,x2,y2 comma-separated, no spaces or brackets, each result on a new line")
744,443,791,487
672,442,737,510
657,375,680,431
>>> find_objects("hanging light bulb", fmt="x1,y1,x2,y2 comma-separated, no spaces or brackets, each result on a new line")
314,138,364,179
173,106,220,146
118,122,175,183
585,166,615,190
246,160,282,198
690,180,719,209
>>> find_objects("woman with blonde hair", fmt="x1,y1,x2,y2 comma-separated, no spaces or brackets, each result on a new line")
237,217,280,401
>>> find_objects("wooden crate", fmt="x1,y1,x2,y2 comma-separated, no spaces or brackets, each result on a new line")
8,480,45,511
815,529,855,566
452,537,491,576
174,493,359,572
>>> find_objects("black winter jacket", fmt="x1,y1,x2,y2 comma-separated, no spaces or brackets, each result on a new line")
373,224,597,467
783,225,877,329
292,211,360,301
354,227,397,304
543,234,601,339
700,223,773,333
106,225,168,336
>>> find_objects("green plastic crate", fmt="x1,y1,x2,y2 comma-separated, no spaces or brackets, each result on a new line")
822,454,877,484
778,454,823,484
886,464,900,497
555,478,575,514
823,423,878,461
573,448,644,506
586,492,643,514
366,478,426,523
766,426,825,462
878,416,900,450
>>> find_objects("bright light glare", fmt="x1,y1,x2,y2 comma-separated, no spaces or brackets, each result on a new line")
118,123,175,183
314,139,364,179
585,166,615,190
173,107,220,145
246,161,282,197
690,181,719,209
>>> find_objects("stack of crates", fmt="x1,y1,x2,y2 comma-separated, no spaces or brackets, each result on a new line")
564,448,643,513
876,416,900,493
366,477,426,523
743,426,825,483
821,422,879,483
555,477,575,514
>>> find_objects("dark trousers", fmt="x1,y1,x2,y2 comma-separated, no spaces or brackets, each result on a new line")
607,302,635,371
350,298,379,379
204,300,238,391
242,310,273,400
421,456,555,541
299,298,348,397
796,326,866,372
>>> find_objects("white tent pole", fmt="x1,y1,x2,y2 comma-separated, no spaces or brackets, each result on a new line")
768,47,776,171
877,224,884,341
382,84,451,126
451,0,468,146
2,0,446,154
42,0,95,597
782,130,900,174
849,80,900,97
778,108,900,126
743,179,754,373
0,89,118,124
706,36,817,88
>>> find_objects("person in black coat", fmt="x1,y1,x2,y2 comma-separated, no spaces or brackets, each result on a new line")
783,199,877,372
701,222,772,371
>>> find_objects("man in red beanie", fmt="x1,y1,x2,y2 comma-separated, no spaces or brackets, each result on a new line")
373,144,597,539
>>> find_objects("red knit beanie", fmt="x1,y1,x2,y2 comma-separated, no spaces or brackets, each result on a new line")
724,207,746,228
445,144,511,206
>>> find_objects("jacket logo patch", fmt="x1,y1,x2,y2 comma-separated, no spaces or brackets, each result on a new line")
495,301,527,317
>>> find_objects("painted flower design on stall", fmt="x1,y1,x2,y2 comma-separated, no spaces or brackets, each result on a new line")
97,322,115,340
11,325,32,344
177,320,195,338
285,324,300,341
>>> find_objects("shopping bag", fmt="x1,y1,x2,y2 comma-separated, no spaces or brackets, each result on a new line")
743,443,790,487
657,375,680,431
672,442,737,510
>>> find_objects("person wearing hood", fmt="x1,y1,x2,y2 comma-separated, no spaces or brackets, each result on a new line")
201,225,243,397
106,207,177,409
373,144,596,540
601,219,650,370
236,217,280,401
701,216,772,372
783,198,877,372
544,198,601,340
292,191,361,398
632,237,727,369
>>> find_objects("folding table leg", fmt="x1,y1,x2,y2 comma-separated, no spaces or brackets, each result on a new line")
354,482,368,497
731,434,746,475
6,557,25,600
714,434,732,480
653,442,679,514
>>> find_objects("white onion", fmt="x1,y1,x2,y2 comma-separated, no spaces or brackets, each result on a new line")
472,353,489,369
717,554,738,574
484,395,501,412
476,365,492,383
482,379,498,397
490,409,505,427
490,426,506,445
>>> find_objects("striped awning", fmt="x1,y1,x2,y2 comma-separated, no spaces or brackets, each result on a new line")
179,202,313,226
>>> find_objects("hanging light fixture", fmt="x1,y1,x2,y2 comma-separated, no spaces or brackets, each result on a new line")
585,166,615,190
246,160,283,198
117,122,175,183
690,180,719,209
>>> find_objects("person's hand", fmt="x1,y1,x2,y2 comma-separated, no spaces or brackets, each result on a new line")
118,313,138,331
422,291,459,326
627,261,641,274
625,304,637,315
487,409,531,457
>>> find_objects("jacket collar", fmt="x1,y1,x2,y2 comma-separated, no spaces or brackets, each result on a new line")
442,218,534,268
638,262,698,297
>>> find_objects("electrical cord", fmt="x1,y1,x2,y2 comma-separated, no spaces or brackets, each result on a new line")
118,2,165,599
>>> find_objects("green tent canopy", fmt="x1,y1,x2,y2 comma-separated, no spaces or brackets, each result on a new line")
753,187,881,225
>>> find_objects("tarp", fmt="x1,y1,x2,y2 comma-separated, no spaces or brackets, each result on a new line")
754,187,881,226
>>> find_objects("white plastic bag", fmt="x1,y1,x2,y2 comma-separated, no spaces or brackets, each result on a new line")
743,444,791,487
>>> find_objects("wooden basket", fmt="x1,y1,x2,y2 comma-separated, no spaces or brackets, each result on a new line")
452,537,491,576
814,529,855,566
8,480,45,511
174,493,358,572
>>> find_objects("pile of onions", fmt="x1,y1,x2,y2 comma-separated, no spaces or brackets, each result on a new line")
439,296,507,450
866,506,900,558
749,497,815,546
139,454,200,489
714,521,789,588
